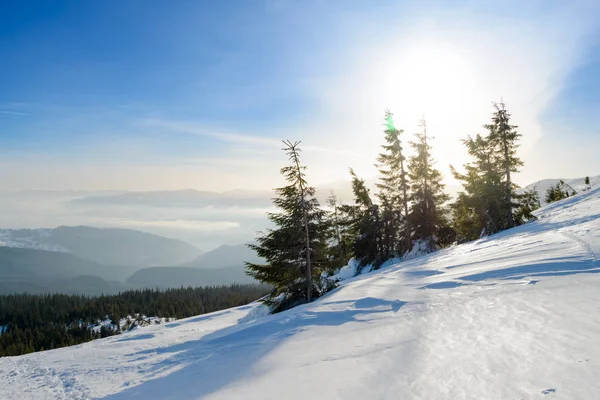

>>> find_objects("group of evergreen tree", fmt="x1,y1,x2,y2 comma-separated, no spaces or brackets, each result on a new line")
247,100,540,313
545,180,577,203
246,111,452,312
451,102,537,241
0,284,269,357
340,113,451,267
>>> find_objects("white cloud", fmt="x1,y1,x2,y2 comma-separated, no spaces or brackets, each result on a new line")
106,219,240,231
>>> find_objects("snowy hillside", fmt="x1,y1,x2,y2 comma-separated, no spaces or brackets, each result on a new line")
0,229,68,253
522,174,599,205
1,186,600,399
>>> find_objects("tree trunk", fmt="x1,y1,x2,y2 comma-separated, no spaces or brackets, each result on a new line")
400,160,410,252
422,119,429,238
503,139,514,229
293,153,312,303
333,201,345,261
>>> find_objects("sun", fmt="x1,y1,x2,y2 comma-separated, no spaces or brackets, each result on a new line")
374,42,486,183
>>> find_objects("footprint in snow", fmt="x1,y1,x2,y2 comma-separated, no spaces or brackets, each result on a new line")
541,388,557,395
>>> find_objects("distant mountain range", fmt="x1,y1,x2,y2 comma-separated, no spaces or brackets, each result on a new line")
0,246,132,295
0,226,202,267
127,243,263,290
0,227,262,295
126,266,255,289
184,242,262,268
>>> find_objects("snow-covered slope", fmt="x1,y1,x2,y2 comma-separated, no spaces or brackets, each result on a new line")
0,229,68,253
2,187,600,399
522,174,599,205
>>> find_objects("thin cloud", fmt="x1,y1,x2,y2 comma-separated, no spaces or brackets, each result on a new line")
0,110,29,116
140,118,362,157
141,118,281,147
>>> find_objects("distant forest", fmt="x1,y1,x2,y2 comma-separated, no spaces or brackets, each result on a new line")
0,284,269,357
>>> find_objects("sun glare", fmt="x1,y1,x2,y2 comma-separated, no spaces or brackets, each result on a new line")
370,42,483,183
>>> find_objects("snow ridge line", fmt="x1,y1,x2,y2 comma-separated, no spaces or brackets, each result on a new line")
560,231,598,265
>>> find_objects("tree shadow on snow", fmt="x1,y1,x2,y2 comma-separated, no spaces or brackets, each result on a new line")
114,333,155,343
404,269,444,278
459,258,600,282
421,281,464,289
101,297,405,399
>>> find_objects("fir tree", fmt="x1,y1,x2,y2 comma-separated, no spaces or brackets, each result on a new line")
451,102,524,241
486,101,523,228
375,111,410,255
325,192,351,270
245,141,328,312
407,118,450,251
348,168,382,268
451,134,506,241
584,176,591,191
515,187,540,223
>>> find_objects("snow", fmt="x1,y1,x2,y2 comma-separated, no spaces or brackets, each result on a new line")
235,299,272,324
1,185,600,399
522,174,600,205
90,315,175,334
0,229,69,253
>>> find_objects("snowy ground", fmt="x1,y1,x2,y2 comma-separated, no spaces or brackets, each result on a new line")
522,174,600,205
1,186,600,399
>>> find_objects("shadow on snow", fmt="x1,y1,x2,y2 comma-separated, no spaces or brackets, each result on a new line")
102,297,405,399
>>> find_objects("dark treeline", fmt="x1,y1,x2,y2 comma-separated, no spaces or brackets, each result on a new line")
247,101,546,313
0,284,269,357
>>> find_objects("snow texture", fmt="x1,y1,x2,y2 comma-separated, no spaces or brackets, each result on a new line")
1,185,600,399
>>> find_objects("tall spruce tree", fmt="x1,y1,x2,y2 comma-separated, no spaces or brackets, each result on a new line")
375,111,410,255
348,168,382,268
486,101,523,229
325,192,351,270
407,118,450,251
451,102,524,241
451,134,506,241
246,141,327,312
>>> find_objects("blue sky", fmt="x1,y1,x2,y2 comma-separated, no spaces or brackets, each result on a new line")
1,0,600,191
